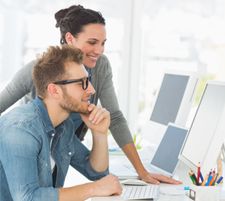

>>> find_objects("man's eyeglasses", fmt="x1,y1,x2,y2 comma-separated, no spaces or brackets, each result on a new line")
53,76,90,90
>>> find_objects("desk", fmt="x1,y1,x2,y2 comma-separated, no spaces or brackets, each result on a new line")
92,151,225,201
92,153,192,201
64,150,225,201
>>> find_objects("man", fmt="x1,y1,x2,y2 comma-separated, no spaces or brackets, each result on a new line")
0,45,122,201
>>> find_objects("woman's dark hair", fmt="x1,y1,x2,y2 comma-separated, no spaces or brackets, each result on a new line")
55,5,105,44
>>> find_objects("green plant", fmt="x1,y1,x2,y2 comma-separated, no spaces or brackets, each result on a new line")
133,133,142,150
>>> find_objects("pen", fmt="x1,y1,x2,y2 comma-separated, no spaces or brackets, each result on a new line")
216,176,223,184
212,169,216,177
208,169,212,176
197,163,200,183
200,171,204,183
205,174,213,186
209,173,216,186
212,173,219,186
190,170,199,185
197,163,204,183
189,172,196,185
209,170,215,183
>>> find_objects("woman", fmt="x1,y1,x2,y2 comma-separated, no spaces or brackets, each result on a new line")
0,5,180,184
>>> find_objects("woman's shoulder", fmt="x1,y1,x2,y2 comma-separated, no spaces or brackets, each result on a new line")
93,54,112,75
25,59,38,71
97,54,109,63
16,59,37,77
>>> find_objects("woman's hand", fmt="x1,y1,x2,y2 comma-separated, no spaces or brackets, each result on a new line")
139,169,182,184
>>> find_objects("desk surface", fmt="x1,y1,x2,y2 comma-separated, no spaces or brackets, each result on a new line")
93,152,225,201
64,150,225,201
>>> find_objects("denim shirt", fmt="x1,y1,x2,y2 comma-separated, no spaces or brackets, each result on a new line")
0,97,108,201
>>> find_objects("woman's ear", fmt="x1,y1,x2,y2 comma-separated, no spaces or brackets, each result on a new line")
65,32,74,45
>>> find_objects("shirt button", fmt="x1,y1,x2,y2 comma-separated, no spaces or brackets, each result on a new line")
68,152,72,156
51,133,55,137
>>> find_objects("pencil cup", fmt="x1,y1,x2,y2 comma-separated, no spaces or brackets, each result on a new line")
188,186,221,201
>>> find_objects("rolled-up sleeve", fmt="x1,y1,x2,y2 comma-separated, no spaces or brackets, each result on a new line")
70,136,109,181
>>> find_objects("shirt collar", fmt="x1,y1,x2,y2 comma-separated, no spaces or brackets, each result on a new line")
33,97,55,137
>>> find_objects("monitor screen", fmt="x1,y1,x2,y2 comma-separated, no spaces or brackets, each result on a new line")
179,81,225,174
151,123,188,175
150,72,197,126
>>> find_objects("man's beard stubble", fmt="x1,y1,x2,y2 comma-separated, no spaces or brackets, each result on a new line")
60,89,89,114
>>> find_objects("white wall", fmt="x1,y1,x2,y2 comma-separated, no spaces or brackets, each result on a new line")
1,0,225,137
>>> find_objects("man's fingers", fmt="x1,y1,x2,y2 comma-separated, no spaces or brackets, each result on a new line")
88,105,100,122
81,105,110,134
88,107,109,124
87,104,95,111
91,108,104,124
95,109,109,124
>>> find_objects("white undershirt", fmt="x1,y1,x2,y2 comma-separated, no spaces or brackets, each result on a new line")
50,133,56,172
50,156,55,172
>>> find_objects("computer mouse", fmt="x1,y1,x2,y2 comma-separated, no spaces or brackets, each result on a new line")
120,179,148,186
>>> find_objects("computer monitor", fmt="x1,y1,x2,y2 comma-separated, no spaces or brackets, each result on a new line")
150,70,198,126
179,81,225,174
150,123,188,176
141,70,198,146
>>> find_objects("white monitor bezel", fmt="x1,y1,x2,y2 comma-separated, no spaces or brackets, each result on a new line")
179,80,225,173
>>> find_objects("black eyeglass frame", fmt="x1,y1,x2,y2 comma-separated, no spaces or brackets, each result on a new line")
53,76,90,90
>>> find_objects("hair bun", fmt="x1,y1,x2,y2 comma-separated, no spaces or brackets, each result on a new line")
55,8,69,27
55,5,85,27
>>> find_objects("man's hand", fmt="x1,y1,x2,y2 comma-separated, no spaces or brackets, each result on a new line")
81,104,110,172
139,170,182,184
59,174,122,200
92,174,122,196
80,104,110,135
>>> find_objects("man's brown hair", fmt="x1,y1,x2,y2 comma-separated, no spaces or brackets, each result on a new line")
33,45,83,98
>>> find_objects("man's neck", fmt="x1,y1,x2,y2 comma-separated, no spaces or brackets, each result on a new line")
43,99,69,127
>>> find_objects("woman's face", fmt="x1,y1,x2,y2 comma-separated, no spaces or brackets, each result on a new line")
69,24,106,68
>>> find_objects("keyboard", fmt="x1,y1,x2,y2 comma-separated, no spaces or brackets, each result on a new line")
122,184,159,200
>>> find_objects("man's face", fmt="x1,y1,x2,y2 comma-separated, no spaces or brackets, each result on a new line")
58,62,95,114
